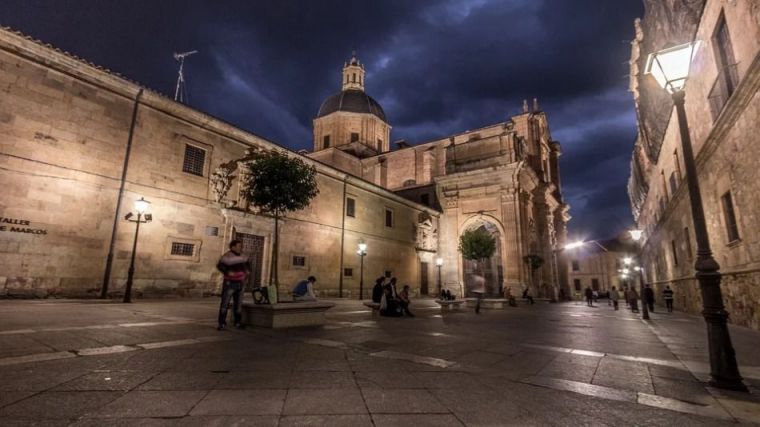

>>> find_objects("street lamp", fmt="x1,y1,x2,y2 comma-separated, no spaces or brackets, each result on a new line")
645,42,745,391
436,257,443,296
123,197,152,303
357,240,367,300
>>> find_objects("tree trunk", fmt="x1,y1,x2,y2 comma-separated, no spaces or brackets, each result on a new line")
269,212,280,289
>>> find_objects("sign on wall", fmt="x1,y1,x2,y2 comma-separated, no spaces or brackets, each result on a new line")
0,217,47,235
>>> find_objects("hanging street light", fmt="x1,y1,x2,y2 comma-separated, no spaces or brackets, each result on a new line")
643,41,745,391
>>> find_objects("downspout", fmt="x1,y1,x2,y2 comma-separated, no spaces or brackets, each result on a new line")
100,88,144,298
338,176,347,297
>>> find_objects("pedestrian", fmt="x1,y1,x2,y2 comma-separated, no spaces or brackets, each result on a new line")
398,285,415,317
522,288,534,305
472,274,485,314
644,284,655,312
216,239,250,330
624,286,630,308
610,286,620,311
559,288,566,301
663,285,674,313
380,279,402,317
292,276,317,301
584,286,593,307
372,276,384,303
629,287,640,313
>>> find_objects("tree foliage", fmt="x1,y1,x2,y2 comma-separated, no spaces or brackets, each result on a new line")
241,150,319,293
523,254,544,271
241,150,319,217
458,228,496,261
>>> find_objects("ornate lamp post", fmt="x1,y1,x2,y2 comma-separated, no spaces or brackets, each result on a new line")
123,197,152,303
357,240,367,300
644,43,745,391
435,257,443,296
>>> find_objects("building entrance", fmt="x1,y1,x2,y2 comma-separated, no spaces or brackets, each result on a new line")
420,261,429,295
234,232,265,290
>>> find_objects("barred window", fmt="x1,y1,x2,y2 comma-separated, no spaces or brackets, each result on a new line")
292,256,306,267
170,242,195,256
182,144,206,176
343,268,353,277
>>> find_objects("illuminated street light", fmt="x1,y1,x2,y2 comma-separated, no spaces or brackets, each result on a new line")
564,241,584,250
357,240,367,300
123,197,152,303
435,257,443,296
645,42,745,391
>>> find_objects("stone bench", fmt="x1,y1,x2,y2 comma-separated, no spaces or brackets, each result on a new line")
465,298,508,309
434,299,466,311
241,301,334,328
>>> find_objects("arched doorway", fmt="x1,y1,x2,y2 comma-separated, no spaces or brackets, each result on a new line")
461,220,504,297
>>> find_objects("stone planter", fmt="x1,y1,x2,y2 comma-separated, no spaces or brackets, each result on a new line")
241,301,335,328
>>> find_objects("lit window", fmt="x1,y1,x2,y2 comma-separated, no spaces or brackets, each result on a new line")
170,242,194,256
182,145,206,176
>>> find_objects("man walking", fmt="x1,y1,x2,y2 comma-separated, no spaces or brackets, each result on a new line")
216,239,250,330
663,285,674,313
610,286,620,311
584,286,593,307
644,284,655,312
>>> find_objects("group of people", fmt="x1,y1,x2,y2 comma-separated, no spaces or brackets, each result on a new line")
601,284,675,313
372,276,414,317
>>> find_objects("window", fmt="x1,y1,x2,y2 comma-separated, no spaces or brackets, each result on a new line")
323,135,331,149
343,268,353,277
346,197,356,218
573,279,581,291
661,171,669,201
377,139,383,152
170,242,195,256
684,227,693,260
352,72,356,83
350,132,359,142
571,260,580,271
421,193,430,206
385,208,394,227
671,240,679,267
721,191,740,242
669,172,678,195
710,13,739,118
205,226,219,236
674,150,682,180
182,144,206,176
591,279,599,291
292,256,306,267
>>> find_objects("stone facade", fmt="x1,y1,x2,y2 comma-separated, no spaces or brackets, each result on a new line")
566,238,634,299
310,56,570,299
627,0,760,329
0,28,569,301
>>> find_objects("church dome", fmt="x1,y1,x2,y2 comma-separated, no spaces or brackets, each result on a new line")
317,89,387,122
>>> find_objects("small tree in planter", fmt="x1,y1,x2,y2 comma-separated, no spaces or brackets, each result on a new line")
458,228,496,295
523,254,544,294
241,150,319,301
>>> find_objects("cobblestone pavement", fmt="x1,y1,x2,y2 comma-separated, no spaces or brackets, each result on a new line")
1,297,759,426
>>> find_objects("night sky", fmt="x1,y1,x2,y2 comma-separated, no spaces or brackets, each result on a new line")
1,0,644,241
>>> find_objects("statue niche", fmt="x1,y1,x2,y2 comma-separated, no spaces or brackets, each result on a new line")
414,211,438,251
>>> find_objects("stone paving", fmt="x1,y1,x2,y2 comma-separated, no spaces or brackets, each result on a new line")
0,297,759,426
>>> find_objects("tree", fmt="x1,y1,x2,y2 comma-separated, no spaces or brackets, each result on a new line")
523,254,544,291
458,228,497,289
241,150,319,297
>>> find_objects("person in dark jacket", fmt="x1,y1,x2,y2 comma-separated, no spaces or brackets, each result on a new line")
372,277,384,303
584,286,593,307
644,285,655,312
216,239,250,330
398,285,414,317
663,285,674,312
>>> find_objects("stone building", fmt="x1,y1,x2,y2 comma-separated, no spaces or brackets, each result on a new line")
627,0,760,329
565,237,634,299
0,27,568,300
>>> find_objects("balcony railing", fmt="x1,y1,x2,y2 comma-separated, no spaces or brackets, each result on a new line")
708,63,739,121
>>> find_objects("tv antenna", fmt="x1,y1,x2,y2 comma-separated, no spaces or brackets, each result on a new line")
173,50,197,103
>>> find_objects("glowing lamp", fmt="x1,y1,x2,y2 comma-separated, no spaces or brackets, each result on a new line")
644,42,700,93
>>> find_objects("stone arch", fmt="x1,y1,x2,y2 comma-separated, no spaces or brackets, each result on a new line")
458,214,506,297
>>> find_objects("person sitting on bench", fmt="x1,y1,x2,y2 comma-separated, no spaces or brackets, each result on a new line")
292,276,317,301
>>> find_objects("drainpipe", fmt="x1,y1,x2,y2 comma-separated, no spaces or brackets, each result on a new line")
100,88,144,298
338,176,347,297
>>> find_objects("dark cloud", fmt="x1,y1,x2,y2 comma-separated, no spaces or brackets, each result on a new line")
0,0,643,240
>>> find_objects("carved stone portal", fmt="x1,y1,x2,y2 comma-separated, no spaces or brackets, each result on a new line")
414,212,438,251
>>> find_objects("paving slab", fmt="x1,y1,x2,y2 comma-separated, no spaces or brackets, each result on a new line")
282,387,367,415
88,390,207,418
190,389,286,416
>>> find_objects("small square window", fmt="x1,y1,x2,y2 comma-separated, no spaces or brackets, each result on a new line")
170,242,195,256
385,208,393,227
182,144,206,176
346,197,356,218
206,226,219,236
293,256,306,267
343,268,353,277
350,132,359,142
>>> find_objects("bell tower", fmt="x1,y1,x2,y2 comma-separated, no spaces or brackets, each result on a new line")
342,51,365,91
